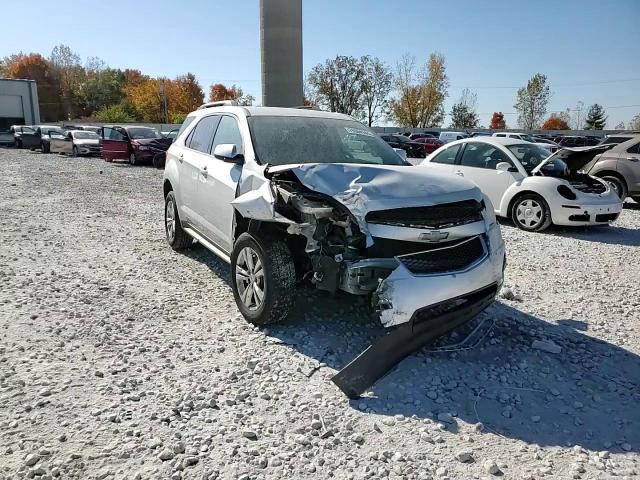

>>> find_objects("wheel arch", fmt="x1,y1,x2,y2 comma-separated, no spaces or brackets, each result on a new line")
592,169,628,189
507,189,547,218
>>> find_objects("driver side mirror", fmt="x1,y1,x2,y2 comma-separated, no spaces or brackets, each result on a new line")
213,143,244,164
496,161,517,172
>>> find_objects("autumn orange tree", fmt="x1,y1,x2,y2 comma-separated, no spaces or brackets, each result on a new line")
489,112,506,129
542,115,569,130
208,83,254,105
167,73,204,121
1,53,62,121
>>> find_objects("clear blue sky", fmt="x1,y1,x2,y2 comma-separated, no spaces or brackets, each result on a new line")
3,0,639,127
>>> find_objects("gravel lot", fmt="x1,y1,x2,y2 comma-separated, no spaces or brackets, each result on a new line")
1,149,639,480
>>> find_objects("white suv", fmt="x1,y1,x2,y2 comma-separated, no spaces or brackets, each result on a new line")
163,102,505,333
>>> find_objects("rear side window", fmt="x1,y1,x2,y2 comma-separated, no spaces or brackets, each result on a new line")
211,116,244,155
103,127,125,141
188,115,220,153
627,142,640,154
431,144,461,164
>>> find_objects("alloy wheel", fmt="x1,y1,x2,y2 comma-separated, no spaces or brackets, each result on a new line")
235,247,265,311
516,199,543,229
165,198,176,242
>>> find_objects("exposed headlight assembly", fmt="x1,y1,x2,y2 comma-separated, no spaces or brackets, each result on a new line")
557,184,577,200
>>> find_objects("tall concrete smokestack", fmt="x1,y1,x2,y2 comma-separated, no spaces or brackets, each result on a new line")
260,0,303,107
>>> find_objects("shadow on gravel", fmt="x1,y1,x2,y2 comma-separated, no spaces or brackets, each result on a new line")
267,296,640,453
184,239,639,452
623,201,640,210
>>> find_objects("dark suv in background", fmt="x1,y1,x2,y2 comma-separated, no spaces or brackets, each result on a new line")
379,134,426,159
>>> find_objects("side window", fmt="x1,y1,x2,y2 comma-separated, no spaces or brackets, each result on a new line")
188,115,220,153
430,144,461,165
627,142,640,154
495,133,505,138
104,127,125,141
176,115,196,143
211,116,244,156
460,143,510,169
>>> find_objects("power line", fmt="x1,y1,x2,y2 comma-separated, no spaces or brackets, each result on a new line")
475,104,640,115
451,78,640,90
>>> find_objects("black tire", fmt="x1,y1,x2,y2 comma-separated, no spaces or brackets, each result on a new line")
15,139,22,149
72,146,79,157
41,142,50,153
600,175,627,200
511,193,552,232
164,191,191,250
231,232,296,326
129,152,138,166
633,196,640,204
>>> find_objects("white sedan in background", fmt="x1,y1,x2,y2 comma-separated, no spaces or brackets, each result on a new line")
420,137,622,232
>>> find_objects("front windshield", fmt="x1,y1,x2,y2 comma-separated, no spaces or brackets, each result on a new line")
128,127,161,139
73,131,99,139
249,116,406,166
507,143,551,174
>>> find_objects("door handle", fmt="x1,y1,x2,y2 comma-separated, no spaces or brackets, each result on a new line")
625,157,638,162
200,165,208,176
455,170,464,176
178,153,184,162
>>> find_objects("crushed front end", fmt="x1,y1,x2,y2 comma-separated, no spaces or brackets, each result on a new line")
234,163,506,397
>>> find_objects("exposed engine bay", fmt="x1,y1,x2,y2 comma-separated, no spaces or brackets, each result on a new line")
232,163,505,398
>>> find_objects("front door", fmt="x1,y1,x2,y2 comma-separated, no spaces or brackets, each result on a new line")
196,115,244,252
49,131,69,153
101,127,130,160
179,114,221,229
20,127,41,148
423,142,462,175
454,142,521,209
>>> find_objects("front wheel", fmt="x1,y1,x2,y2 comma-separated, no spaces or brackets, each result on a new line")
15,139,22,149
41,142,50,153
231,233,296,326
511,194,552,232
72,146,79,157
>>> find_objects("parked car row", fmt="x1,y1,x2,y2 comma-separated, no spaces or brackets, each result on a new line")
7,123,177,166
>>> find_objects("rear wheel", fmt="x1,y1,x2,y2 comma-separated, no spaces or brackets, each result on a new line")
41,141,50,153
600,175,627,200
72,146,79,157
129,152,138,166
164,191,191,250
511,193,552,232
231,232,296,326
15,139,22,149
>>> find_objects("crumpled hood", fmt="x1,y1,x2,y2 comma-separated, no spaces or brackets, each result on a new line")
268,163,483,244
132,138,172,150
532,145,613,174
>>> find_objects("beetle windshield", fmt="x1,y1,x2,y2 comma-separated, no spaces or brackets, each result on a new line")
249,116,406,166
507,143,551,174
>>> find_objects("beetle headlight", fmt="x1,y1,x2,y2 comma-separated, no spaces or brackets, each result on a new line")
557,184,577,200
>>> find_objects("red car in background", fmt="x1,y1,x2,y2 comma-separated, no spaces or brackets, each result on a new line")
101,126,172,166
412,136,444,154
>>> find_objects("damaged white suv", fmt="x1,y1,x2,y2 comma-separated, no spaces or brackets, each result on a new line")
163,102,505,336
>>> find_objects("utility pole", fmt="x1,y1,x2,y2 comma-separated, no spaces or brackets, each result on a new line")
159,81,169,124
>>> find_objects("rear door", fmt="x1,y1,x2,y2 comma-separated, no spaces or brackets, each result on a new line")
454,142,520,208
180,114,221,230
619,139,640,194
196,115,244,252
101,127,130,160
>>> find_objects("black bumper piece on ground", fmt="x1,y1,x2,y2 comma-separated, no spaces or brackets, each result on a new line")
331,283,498,399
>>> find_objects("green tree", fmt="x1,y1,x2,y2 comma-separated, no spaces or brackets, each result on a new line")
307,55,365,115
49,44,83,119
629,114,640,131
584,104,607,130
83,67,125,117
95,104,134,123
514,73,550,130
449,88,479,129
359,56,392,126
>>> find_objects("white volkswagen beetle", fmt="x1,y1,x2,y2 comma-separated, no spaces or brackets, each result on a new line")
420,137,623,232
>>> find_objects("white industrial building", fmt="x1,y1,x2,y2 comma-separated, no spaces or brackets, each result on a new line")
0,78,40,130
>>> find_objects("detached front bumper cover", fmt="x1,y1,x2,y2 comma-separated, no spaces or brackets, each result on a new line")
332,283,498,399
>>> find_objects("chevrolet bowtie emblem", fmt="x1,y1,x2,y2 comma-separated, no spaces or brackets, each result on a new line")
419,231,449,242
